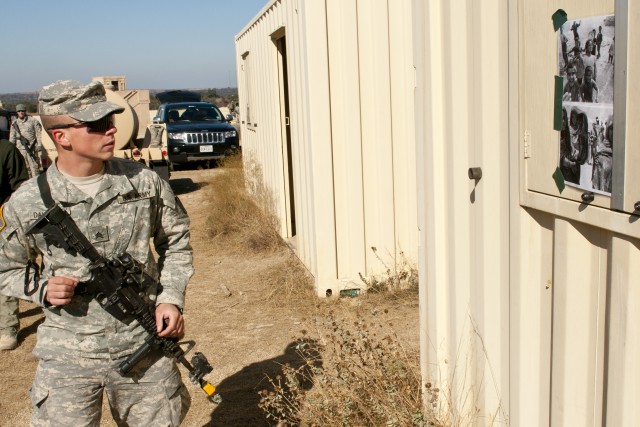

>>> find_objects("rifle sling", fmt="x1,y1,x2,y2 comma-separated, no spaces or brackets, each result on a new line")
36,171,101,262
37,171,55,208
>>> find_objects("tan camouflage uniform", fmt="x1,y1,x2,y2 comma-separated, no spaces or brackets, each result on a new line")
0,80,194,426
9,115,43,178
0,294,18,338
0,139,29,346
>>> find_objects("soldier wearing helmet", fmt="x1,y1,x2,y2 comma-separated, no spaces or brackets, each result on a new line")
9,103,43,177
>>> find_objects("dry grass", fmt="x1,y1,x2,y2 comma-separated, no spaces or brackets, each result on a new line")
204,153,284,254
204,153,438,426
253,252,317,303
204,152,317,308
359,247,419,296
258,310,436,427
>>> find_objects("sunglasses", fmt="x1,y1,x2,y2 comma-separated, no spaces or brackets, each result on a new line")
47,115,114,133
17,110,26,113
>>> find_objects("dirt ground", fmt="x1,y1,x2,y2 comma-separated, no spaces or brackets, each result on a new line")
0,167,420,426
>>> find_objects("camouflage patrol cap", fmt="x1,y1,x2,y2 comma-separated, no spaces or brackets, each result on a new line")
38,80,124,121
15,104,26,112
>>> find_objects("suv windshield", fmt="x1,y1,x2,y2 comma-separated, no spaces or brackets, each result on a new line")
166,105,224,123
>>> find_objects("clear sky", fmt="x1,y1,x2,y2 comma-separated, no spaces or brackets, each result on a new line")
0,0,268,93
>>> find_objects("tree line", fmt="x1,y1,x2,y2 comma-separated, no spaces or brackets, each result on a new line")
1,88,238,113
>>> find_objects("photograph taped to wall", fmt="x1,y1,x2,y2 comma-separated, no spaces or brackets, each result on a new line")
559,104,613,196
558,13,615,196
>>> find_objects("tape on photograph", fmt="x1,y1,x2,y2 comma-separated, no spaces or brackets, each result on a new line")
552,9,567,31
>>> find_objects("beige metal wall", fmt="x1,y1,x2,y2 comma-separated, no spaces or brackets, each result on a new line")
511,1,640,425
235,0,418,296
237,0,640,423
413,0,511,423
415,0,640,425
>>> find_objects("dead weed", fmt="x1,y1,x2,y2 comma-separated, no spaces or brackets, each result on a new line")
205,153,284,254
205,153,434,425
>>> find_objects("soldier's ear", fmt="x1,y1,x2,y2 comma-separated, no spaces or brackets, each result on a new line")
50,129,71,148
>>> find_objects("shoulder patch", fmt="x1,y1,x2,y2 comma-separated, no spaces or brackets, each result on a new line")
0,207,18,248
0,205,5,232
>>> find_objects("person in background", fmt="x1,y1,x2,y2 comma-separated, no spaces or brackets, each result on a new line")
9,104,43,177
608,37,615,64
0,80,193,425
560,27,569,72
592,116,613,193
582,40,597,83
563,65,581,102
580,66,599,103
573,46,586,85
559,107,579,184
587,28,597,55
560,107,588,185
0,138,29,351
570,20,581,41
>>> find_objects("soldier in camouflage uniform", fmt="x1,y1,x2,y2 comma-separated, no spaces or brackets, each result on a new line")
0,138,29,351
9,104,43,178
0,80,193,426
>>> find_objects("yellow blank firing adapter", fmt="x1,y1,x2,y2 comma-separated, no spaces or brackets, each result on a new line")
202,382,216,396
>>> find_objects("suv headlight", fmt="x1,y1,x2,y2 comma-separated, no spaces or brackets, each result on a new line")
224,130,237,138
168,132,187,142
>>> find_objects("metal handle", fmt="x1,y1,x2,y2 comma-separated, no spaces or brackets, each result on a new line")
468,167,482,180
581,192,595,203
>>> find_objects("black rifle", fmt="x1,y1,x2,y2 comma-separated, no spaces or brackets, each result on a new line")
25,203,216,397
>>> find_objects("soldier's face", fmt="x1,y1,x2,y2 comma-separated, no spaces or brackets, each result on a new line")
62,121,118,162
17,110,26,118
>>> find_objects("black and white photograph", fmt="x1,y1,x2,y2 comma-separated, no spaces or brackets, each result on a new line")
559,104,613,195
558,14,615,195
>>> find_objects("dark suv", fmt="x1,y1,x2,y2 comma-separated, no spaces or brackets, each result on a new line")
154,102,239,166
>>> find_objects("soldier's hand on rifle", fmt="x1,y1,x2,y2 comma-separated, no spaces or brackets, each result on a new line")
156,303,185,339
45,276,80,306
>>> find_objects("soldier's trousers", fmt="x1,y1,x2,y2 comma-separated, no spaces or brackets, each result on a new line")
16,146,41,178
30,352,191,427
0,294,18,335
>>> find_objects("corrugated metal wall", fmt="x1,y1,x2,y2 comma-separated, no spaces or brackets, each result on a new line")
237,0,640,424
510,1,640,425
414,0,640,425
235,0,417,295
511,215,640,426
413,0,511,423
